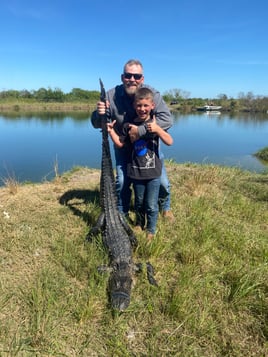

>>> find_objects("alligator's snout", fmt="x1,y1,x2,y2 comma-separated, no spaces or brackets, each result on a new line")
109,267,132,311
111,291,131,311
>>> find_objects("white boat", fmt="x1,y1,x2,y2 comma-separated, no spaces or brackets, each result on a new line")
197,105,222,111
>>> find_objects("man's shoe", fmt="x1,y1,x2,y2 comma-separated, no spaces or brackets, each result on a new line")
162,210,175,223
133,225,143,233
146,233,154,241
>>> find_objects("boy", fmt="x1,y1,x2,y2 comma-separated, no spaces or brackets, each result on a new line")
107,87,173,241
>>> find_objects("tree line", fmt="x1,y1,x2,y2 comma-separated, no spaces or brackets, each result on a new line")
0,87,268,112
163,89,268,112
0,88,100,103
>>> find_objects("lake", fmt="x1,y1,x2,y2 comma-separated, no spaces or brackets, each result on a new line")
0,111,267,186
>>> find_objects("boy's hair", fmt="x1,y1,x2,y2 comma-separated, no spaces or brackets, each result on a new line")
134,87,154,102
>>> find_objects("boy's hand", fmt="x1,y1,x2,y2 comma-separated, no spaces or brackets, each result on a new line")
106,120,116,133
146,115,158,133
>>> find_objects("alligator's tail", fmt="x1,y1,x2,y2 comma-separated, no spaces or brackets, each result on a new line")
108,262,132,311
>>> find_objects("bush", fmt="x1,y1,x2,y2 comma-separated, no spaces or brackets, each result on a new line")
255,146,268,162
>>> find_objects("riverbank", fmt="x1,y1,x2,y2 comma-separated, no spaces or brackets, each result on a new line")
0,101,96,112
1,100,267,114
1,163,267,355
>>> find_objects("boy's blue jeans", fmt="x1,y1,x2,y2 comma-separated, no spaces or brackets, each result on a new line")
132,177,161,234
114,146,171,214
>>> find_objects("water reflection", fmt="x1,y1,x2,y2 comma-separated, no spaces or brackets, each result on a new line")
0,111,267,185
172,110,268,124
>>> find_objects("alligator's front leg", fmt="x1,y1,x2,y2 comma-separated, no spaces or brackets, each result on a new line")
117,212,138,249
86,212,105,241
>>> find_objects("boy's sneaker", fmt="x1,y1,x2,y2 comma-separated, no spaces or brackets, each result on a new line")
162,210,175,223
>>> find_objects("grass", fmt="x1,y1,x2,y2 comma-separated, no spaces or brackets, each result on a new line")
255,146,268,162
0,163,268,356
0,100,96,113
1,169,19,195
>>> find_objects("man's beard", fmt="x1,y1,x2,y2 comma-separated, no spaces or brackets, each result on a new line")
124,84,140,96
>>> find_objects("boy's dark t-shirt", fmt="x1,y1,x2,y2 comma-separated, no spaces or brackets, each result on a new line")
119,120,162,180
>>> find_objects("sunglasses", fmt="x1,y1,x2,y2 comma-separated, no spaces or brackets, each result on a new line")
123,72,143,80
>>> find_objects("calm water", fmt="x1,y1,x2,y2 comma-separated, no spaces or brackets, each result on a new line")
0,111,267,185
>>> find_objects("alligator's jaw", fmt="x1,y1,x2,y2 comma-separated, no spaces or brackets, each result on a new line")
109,267,133,311
110,291,131,311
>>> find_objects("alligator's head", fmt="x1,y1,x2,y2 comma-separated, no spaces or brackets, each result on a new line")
108,262,132,311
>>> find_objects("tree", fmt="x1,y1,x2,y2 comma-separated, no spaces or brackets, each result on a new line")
163,88,191,103
19,90,33,99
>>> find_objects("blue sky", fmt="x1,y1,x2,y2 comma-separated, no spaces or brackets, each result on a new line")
1,0,267,98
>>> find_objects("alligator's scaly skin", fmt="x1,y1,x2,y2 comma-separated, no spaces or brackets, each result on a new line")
88,122,137,311
87,79,157,310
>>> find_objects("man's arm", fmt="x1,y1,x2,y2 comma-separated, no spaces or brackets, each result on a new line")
91,109,102,129
91,101,111,129
153,90,173,130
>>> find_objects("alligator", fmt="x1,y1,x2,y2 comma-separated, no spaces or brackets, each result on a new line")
86,79,157,311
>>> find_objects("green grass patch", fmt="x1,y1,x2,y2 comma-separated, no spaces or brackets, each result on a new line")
0,164,267,356
255,146,268,162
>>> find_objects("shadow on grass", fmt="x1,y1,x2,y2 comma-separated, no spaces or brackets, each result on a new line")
58,188,100,227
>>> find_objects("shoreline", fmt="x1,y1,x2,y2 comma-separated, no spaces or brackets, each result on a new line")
1,101,267,114
1,162,267,190
0,102,96,112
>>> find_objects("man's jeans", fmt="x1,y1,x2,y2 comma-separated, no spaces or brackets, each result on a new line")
132,177,161,234
114,146,171,214
158,150,171,212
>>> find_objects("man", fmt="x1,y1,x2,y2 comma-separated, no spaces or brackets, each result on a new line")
91,59,174,221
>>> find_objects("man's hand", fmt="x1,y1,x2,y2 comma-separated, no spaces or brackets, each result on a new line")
128,124,139,143
97,100,110,115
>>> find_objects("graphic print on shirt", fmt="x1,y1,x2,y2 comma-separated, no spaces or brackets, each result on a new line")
133,139,156,169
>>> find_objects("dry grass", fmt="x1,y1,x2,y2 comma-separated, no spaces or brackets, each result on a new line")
0,163,268,356
1,174,19,195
